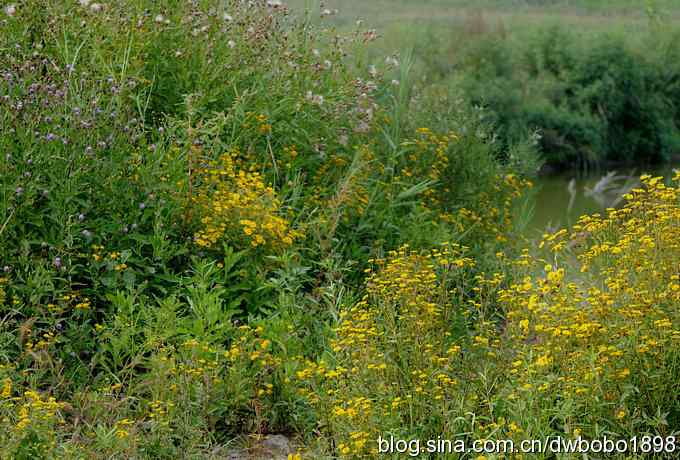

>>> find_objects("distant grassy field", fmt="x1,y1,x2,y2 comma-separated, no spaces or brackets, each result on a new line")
287,0,678,61
288,0,679,26
289,0,680,24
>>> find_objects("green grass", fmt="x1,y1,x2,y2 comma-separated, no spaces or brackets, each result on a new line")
289,0,680,26
288,0,680,74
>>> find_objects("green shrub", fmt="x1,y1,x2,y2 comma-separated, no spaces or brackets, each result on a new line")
449,25,680,168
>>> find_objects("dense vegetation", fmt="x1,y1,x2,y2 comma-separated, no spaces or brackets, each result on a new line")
293,0,680,169
0,0,678,459
426,23,680,168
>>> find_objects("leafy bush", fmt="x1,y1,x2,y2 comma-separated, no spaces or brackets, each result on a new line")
450,25,680,168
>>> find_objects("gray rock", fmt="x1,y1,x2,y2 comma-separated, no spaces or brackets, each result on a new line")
221,434,294,460
260,435,292,454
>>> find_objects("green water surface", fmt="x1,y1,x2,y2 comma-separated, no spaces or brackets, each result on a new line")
527,164,678,237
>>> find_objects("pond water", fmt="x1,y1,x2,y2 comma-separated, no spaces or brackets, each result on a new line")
526,164,678,238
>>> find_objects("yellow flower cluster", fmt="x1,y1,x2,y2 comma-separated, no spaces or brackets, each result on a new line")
499,173,680,431
313,147,375,223
114,418,134,439
225,325,281,372
147,399,174,428
449,173,532,243
398,129,531,243
296,244,476,458
400,128,456,207
4,388,65,445
0,277,6,305
242,112,272,136
193,149,301,250
280,144,299,170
